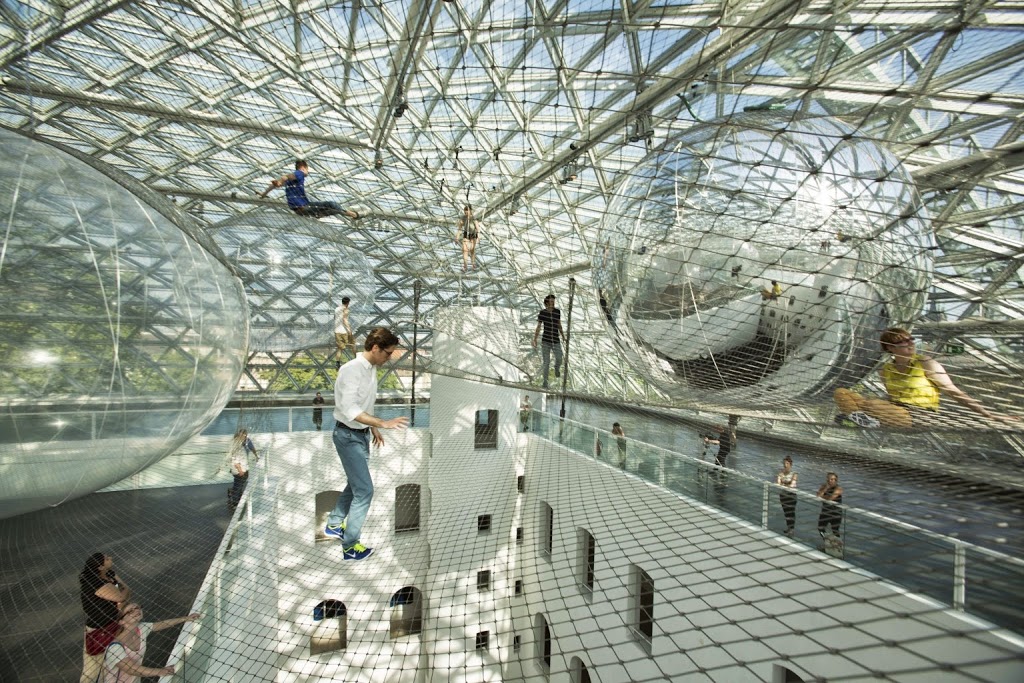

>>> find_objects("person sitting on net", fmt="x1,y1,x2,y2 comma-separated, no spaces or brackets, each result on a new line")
760,280,782,300
879,327,1016,425
260,159,359,219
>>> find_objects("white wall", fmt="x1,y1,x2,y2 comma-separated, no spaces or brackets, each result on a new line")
168,306,1024,683
510,434,1024,682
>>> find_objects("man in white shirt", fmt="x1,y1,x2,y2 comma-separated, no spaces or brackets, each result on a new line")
325,327,408,560
334,296,355,367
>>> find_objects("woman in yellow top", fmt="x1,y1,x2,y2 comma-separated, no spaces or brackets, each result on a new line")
879,328,1007,422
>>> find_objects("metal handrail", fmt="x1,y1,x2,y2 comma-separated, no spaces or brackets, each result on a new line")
528,409,1024,629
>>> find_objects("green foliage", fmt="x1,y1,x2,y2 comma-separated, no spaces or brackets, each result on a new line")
252,349,403,393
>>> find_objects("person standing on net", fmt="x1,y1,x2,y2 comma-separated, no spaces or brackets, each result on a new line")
334,296,357,367
324,327,408,560
227,429,258,508
532,294,565,389
456,204,481,272
260,159,359,219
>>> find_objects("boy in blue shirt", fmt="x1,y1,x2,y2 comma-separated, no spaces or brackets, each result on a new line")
261,159,359,219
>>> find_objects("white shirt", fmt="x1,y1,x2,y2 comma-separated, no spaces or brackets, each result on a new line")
229,437,255,471
104,622,152,683
334,305,350,334
334,354,377,429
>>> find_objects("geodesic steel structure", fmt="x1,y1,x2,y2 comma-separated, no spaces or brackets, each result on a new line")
1,0,1022,406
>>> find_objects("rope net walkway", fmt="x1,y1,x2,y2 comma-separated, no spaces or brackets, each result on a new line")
2,2,1024,681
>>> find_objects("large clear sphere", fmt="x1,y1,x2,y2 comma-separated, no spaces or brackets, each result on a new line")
596,112,934,407
212,214,375,352
0,128,248,519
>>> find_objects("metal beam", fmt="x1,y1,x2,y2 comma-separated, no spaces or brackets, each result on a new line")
482,0,809,218
149,185,449,226
519,260,592,286
0,0,132,70
912,139,1024,191
0,78,369,151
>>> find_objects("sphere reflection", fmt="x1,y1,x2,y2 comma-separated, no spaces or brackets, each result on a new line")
596,112,934,406
212,214,375,352
0,128,247,518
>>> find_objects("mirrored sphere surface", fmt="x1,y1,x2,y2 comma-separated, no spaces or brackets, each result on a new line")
596,112,934,407
0,128,248,519
213,214,375,352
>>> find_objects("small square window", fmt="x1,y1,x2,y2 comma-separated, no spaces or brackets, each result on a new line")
478,514,492,532
513,634,521,652
477,570,491,591
476,631,490,650
516,527,523,545
514,579,523,596
517,475,525,493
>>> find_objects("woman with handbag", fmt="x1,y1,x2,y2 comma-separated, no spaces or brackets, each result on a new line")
80,553,130,683
101,603,199,682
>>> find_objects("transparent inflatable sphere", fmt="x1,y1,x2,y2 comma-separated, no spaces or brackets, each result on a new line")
0,128,248,519
212,214,375,352
596,112,934,407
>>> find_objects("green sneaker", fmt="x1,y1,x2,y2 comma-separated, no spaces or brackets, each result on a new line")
343,542,374,561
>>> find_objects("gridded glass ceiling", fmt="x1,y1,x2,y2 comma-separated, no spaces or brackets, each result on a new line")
1,0,1023,402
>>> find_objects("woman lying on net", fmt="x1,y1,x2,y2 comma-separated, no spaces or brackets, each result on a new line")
878,327,1017,426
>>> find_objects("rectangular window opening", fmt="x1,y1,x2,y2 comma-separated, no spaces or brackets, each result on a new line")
394,484,421,533
474,409,499,449
477,570,491,591
577,528,595,595
476,631,490,651
478,514,492,532
540,502,553,559
633,565,654,648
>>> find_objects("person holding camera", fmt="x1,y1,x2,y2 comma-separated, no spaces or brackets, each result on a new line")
79,552,131,682
703,426,732,468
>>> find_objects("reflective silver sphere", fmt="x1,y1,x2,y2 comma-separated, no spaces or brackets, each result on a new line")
596,112,934,407
0,127,248,518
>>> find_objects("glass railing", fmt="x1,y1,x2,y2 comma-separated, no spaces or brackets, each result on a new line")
163,480,253,681
528,410,1024,634
0,403,429,444
202,403,429,435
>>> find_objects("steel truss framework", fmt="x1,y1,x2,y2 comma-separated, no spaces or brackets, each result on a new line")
1,0,1022,401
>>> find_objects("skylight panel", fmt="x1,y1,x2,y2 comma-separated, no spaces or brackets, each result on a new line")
936,29,1020,78
59,32,134,77
165,54,236,95
957,62,1024,96
157,4,211,40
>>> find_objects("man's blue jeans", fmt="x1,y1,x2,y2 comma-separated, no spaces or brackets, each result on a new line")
293,201,343,218
541,340,563,387
327,426,373,548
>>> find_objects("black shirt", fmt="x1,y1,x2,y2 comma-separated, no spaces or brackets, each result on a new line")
80,571,119,628
537,308,561,344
